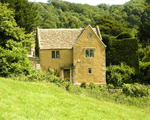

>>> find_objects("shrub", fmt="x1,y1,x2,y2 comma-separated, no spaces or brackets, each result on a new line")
89,82,95,89
0,47,33,77
122,83,149,97
116,32,133,39
102,34,112,48
23,70,66,87
47,68,59,77
107,84,114,89
80,81,87,89
139,61,150,84
65,82,72,91
106,63,135,88
107,38,139,72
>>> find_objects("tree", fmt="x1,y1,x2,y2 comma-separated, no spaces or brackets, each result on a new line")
137,22,150,44
0,0,38,33
137,0,150,45
0,3,32,48
96,15,130,36
0,3,33,77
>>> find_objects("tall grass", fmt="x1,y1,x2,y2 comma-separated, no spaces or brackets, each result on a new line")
66,83,150,108
0,77,150,119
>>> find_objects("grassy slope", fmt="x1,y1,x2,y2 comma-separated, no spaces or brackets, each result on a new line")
0,77,149,120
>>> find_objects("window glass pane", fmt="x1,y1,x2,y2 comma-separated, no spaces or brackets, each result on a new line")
52,51,55,58
88,68,92,73
56,51,60,58
90,49,94,57
86,49,89,57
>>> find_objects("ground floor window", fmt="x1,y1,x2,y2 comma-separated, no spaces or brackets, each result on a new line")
52,51,60,58
88,68,92,74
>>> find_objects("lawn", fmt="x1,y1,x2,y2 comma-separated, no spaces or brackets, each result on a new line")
0,77,149,120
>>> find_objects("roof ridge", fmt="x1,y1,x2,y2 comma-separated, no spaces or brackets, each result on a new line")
38,28,84,30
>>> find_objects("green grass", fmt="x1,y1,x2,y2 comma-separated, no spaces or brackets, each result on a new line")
0,77,150,120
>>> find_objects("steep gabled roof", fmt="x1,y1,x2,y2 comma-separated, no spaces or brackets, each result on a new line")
73,25,106,48
37,26,104,49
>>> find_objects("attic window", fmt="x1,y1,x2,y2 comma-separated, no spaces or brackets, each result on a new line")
88,33,92,39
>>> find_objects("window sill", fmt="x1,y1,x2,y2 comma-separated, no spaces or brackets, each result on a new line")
52,58,60,59
85,57,94,58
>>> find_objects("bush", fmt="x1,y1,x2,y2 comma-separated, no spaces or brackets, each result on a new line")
122,83,149,97
80,81,87,89
0,47,33,77
107,38,139,72
116,32,133,39
89,82,95,89
102,34,112,48
23,69,66,87
65,82,72,91
139,61,150,84
107,84,114,89
47,68,59,77
106,63,135,88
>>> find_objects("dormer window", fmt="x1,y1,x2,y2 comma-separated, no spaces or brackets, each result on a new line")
88,33,92,39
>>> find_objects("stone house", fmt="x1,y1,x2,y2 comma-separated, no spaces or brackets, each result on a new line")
35,25,106,85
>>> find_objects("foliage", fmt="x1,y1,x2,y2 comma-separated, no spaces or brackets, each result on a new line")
33,0,146,30
122,83,149,97
137,22,150,44
106,63,135,88
97,15,130,36
107,38,139,72
142,46,150,62
0,47,33,77
122,0,145,28
107,84,114,89
47,68,59,77
24,70,66,87
0,3,33,49
80,81,88,89
0,0,38,33
0,3,33,77
89,82,95,89
137,0,150,45
102,34,112,48
139,61,150,84
116,32,133,39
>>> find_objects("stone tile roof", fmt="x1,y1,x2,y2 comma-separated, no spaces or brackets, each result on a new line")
37,27,99,49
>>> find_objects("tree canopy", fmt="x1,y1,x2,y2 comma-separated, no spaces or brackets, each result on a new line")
0,3,33,77
0,0,38,33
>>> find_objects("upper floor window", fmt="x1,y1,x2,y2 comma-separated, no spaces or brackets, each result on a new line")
85,49,94,58
88,33,92,39
52,51,60,58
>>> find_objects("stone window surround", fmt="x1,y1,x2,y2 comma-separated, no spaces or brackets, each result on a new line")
84,47,95,58
52,51,60,59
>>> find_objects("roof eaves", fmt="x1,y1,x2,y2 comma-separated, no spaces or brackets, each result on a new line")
40,47,73,50
72,27,87,48
89,25,106,48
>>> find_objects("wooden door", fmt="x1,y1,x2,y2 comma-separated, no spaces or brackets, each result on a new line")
64,69,70,80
